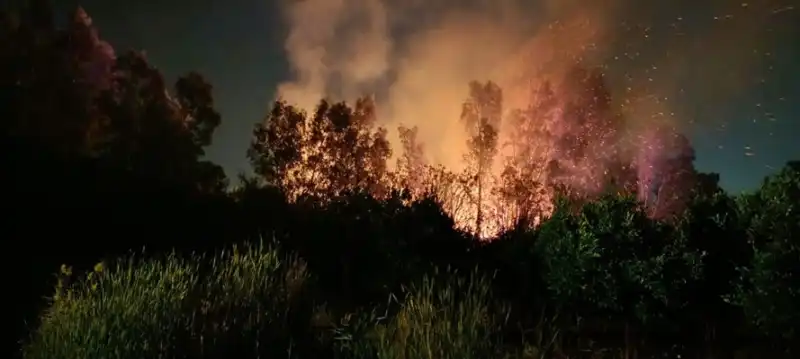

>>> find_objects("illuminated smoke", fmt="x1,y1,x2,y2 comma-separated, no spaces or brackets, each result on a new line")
272,0,784,236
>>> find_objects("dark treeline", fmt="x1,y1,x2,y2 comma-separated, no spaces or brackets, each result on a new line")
4,2,799,359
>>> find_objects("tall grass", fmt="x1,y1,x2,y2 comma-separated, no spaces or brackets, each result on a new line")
22,246,521,359
22,242,311,359
335,268,511,359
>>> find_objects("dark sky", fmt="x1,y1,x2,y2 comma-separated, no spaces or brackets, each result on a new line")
54,0,798,194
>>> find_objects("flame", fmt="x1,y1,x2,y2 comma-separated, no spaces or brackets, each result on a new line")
263,0,785,239
267,69,697,240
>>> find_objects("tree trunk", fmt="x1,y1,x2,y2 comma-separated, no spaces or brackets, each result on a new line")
624,322,638,359
704,321,718,359
476,176,483,237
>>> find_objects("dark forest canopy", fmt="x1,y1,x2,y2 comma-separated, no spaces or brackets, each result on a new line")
3,2,800,359
1,1,226,192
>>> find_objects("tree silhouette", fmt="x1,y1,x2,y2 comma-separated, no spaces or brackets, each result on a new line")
1,4,226,191
460,81,502,237
249,97,391,201
637,126,698,220
248,100,305,188
674,173,750,357
499,81,558,226
99,50,227,190
1,2,102,154
395,124,427,197
733,161,800,345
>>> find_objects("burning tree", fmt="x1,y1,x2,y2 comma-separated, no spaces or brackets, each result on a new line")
248,65,704,238
635,125,699,220
460,80,503,237
549,66,632,197
498,80,560,226
249,97,392,201
395,124,427,196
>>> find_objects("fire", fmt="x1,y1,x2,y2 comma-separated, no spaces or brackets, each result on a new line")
256,71,695,241
263,0,777,239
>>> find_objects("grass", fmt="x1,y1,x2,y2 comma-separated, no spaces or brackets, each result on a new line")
21,242,520,359
22,242,312,359
333,268,509,359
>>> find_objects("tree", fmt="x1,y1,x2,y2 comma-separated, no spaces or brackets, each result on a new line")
324,98,392,198
536,194,702,358
636,126,698,220
248,100,305,189
249,97,392,201
174,71,222,149
395,124,427,196
674,174,750,357
1,4,227,191
98,50,227,190
460,81,502,237
1,2,104,155
550,67,622,196
498,81,558,227
731,161,800,347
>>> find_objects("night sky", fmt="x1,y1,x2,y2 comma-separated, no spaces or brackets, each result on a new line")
54,0,798,194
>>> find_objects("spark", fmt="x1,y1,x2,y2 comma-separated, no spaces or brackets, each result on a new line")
772,6,794,14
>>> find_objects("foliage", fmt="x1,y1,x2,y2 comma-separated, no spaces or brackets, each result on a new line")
730,162,800,342
671,174,750,354
537,194,702,327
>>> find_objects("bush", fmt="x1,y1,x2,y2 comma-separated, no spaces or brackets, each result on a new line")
23,242,313,359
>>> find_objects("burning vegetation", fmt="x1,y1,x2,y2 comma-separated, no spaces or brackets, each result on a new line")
249,65,701,239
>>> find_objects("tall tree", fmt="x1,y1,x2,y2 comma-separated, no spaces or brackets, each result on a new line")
63,7,116,153
637,126,698,220
174,71,222,149
675,174,750,357
395,124,427,196
461,81,502,237
100,50,227,190
499,81,558,226
732,161,800,345
552,66,629,197
1,2,104,154
173,71,227,192
248,100,305,189
324,97,392,197
1,4,226,191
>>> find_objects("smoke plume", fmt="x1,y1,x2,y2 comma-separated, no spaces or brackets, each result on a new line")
272,0,788,234
276,0,780,164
